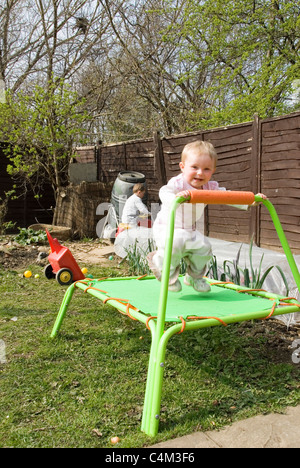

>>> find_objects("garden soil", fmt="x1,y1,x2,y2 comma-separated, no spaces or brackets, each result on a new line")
0,238,116,270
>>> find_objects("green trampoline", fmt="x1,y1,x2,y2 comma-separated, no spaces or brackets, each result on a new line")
50,190,300,437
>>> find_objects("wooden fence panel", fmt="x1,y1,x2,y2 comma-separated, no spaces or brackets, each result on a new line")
203,123,254,243
159,124,254,243
260,114,300,254
161,133,196,179
75,146,96,163
97,138,160,204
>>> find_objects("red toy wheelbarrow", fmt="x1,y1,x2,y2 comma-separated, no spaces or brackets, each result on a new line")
44,230,85,286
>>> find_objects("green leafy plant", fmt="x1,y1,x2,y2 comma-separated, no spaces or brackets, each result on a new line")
0,79,90,201
124,236,289,296
13,227,48,245
124,239,155,276
124,239,187,277
246,240,289,293
206,239,289,295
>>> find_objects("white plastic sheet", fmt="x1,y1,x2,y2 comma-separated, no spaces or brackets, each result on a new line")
114,227,154,259
209,238,300,325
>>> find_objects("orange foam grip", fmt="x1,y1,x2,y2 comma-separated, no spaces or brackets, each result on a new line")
188,190,255,205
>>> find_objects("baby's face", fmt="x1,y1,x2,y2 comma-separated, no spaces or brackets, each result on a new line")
136,190,145,199
179,152,215,189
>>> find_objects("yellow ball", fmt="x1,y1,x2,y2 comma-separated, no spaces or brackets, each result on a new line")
110,436,120,445
81,267,88,275
24,270,32,278
34,274,40,279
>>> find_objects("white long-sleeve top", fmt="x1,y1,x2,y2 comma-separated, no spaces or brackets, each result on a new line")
153,174,246,231
121,193,149,225
154,174,223,231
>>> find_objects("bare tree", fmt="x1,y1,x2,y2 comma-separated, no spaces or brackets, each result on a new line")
99,0,195,135
0,0,112,92
0,0,221,140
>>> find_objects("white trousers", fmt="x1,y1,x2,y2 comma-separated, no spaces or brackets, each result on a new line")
151,225,212,283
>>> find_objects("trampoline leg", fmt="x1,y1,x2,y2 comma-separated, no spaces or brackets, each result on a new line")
142,348,166,436
141,328,173,437
141,333,157,434
50,284,75,338
149,349,167,437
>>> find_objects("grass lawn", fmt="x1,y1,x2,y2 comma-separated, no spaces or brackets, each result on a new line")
0,260,299,448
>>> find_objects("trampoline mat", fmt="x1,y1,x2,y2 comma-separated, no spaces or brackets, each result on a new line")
91,277,273,322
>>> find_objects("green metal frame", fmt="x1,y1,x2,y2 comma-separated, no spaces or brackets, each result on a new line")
50,192,300,437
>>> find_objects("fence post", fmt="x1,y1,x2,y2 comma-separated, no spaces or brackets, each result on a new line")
153,131,167,186
249,113,261,246
123,142,127,171
96,141,103,182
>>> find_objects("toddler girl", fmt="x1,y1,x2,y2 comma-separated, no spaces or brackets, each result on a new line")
148,140,265,293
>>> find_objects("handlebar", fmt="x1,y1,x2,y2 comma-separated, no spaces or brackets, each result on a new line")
183,190,256,205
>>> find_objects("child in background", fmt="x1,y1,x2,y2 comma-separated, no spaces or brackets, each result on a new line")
148,140,266,293
121,183,150,226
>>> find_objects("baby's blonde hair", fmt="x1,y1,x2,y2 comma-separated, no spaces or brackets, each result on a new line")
133,182,146,193
181,140,218,167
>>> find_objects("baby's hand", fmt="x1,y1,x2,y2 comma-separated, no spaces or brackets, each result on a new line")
252,193,268,206
176,190,190,200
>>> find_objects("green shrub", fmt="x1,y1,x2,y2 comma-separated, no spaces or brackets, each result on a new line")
13,227,48,245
